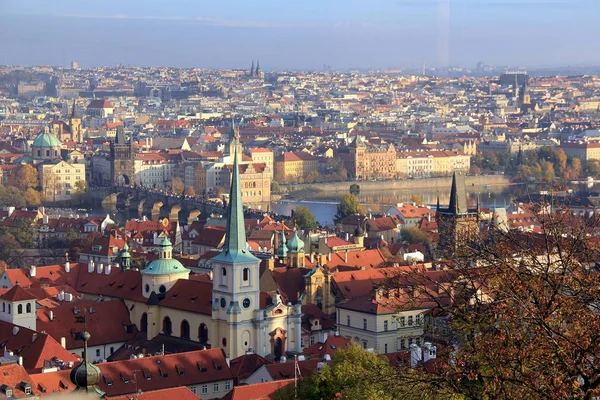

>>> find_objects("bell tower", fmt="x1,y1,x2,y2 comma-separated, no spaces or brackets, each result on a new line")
211,147,261,359
110,126,135,186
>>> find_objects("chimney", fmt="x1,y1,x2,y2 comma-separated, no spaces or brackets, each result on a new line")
410,344,422,368
58,291,65,301
29,265,36,277
423,342,437,362
344,250,348,263
65,259,70,273
310,253,315,264
42,215,49,224
61,337,67,349
65,293,73,302
88,261,95,273
105,264,112,275
97,263,104,274
345,232,349,242
18,356,23,366
6,206,15,218
427,213,431,222
328,252,332,262
49,310,54,321
12,326,19,336
31,333,38,343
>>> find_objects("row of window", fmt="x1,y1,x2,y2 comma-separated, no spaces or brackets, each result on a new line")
190,381,231,395
345,315,421,330
2,302,32,314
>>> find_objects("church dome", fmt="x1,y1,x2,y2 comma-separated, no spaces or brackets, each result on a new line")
120,243,131,259
32,131,61,148
142,236,190,275
287,230,305,253
70,332,102,389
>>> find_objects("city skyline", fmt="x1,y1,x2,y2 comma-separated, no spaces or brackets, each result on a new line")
1,0,599,70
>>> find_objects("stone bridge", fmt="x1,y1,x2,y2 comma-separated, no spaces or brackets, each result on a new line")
99,187,226,225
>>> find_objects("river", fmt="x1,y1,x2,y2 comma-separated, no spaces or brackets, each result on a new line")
46,182,597,227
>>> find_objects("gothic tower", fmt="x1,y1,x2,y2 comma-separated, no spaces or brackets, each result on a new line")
211,148,262,359
436,171,479,258
349,133,366,180
228,118,243,158
110,126,135,186
68,98,83,142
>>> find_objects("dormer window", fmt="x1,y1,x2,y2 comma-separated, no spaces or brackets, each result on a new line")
92,245,101,252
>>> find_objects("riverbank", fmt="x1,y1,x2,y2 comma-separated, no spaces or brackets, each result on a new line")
282,175,511,199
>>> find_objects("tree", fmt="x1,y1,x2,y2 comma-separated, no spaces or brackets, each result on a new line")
410,194,423,205
400,227,431,245
171,177,184,194
334,193,364,225
298,344,400,400
271,181,281,192
469,165,482,175
23,188,41,207
291,205,318,231
184,186,196,197
391,203,600,399
298,344,447,400
0,260,8,274
0,233,20,264
304,170,321,184
584,160,600,177
13,164,38,191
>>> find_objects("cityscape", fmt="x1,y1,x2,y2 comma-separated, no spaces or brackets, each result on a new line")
1,2,600,400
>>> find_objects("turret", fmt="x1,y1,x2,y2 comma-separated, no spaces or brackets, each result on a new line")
70,332,105,397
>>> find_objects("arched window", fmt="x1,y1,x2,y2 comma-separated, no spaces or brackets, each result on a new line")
140,313,148,333
199,323,209,344
180,320,190,339
243,268,249,282
163,317,172,336
26,303,31,313
17,304,23,314
221,267,227,276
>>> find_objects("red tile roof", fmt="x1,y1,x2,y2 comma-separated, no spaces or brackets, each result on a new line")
302,334,351,359
0,285,37,302
110,386,201,400
0,363,38,398
222,379,295,400
0,321,80,373
35,299,137,350
229,353,273,381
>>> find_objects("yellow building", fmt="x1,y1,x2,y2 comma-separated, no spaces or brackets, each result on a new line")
560,141,600,161
337,288,428,354
396,150,470,177
274,152,320,184
40,160,86,202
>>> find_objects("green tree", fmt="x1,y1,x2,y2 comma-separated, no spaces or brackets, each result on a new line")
10,219,37,248
334,193,364,225
291,205,318,231
299,344,446,400
271,181,281,192
400,226,431,245
584,160,600,177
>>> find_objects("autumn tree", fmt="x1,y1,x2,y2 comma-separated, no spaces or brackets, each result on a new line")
291,205,318,231
334,193,364,225
390,200,600,400
171,177,185,194
0,233,21,264
23,188,41,206
184,186,196,197
271,181,281,192
409,194,423,205
13,164,38,191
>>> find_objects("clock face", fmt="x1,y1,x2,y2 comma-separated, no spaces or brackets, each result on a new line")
243,298,251,309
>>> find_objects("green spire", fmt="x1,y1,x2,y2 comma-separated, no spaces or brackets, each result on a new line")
277,230,288,258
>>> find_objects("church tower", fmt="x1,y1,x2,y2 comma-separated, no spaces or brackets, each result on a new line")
228,118,243,158
68,99,83,142
436,171,479,258
110,126,135,186
211,147,262,359
349,133,366,180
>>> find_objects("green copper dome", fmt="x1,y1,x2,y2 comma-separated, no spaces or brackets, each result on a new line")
33,131,61,148
120,243,131,258
142,236,190,275
288,230,305,253
70,332,105,397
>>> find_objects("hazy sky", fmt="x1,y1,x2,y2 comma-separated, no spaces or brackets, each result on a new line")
0,0,598,70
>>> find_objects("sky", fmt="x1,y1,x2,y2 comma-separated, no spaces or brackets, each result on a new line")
0,0,598,70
